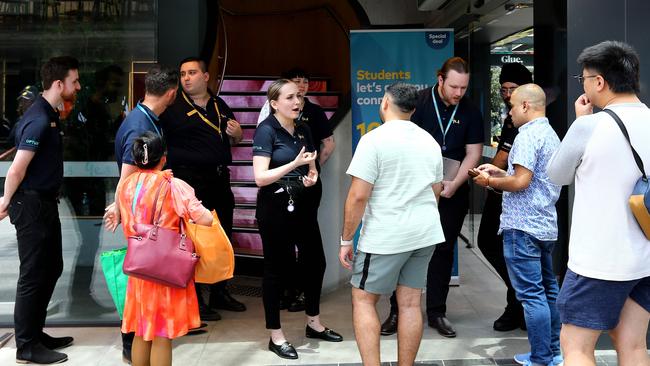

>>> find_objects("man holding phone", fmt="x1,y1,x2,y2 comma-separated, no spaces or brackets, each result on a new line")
474,84,562,366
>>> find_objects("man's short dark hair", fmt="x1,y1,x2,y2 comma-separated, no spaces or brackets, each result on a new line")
145,65,179,96
179,57,207,73
385,82,419,113
281,67,310,80
577,41,640,94
41,56,79,90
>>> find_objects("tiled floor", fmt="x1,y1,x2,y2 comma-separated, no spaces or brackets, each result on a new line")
0,243,629,365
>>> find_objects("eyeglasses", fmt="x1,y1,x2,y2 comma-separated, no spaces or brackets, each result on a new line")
500,87,517,95
574,74,598,85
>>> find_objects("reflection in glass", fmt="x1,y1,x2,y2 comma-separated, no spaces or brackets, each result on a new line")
0,0,156,324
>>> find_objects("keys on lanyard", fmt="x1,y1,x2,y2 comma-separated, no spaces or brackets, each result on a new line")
286,185,295,212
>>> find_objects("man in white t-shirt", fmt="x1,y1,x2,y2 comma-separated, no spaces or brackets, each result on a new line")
547,41,650,366
339,82,444,365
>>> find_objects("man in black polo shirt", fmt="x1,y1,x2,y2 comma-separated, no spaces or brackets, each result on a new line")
159,57,246,320
381,57,484,338
477,63,532,332
0,56,80,364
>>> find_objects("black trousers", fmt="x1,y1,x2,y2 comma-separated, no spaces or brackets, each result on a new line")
286,180,322,297
9,192,63,349
477,190,522,314
256,182,326,329
172,166,235,306
389,183,470,319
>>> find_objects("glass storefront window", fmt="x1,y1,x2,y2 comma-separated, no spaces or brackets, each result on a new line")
0,1,157,325
489,29,534,146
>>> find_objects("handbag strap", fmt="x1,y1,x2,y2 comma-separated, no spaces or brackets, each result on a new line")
150,178,169,225
151,178,188,237
603,109,648,182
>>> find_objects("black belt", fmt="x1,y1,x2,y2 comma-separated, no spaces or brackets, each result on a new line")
278,176,302,183
17,189,59,200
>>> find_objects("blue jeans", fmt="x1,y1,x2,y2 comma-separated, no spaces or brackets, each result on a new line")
503,229,561,365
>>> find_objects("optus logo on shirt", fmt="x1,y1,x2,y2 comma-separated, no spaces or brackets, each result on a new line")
24,138,39,147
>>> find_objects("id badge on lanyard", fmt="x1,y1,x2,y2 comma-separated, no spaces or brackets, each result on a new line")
431,88,459,151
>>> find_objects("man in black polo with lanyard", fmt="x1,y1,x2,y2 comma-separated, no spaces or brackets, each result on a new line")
159,57,246,321
0,56,80,364
380,57,483,338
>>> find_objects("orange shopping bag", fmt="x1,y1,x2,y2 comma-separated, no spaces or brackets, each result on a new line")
185,211,234,284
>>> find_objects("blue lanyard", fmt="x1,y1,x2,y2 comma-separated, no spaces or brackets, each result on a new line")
432,87,459,150
136,103,162,137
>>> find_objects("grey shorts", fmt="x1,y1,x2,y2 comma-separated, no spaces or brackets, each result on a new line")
350,246,435,294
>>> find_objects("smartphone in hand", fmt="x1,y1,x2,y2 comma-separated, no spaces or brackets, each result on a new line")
468,168,480,177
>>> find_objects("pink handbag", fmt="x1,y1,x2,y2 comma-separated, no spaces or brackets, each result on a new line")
123,177,199,288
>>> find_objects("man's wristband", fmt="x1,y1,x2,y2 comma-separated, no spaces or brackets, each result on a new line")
340,236,353,246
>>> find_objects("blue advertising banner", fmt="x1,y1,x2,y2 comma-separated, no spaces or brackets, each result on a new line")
350,29,454,150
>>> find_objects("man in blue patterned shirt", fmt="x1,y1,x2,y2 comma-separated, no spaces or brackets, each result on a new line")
473,84,562,366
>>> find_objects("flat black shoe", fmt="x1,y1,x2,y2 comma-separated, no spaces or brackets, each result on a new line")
380,312,398,336
16,342,68,364
268,338,298,359
287,293,305,312
493,309,524,332
199,306,222,321
187,323,209,336
429,316,456,338
305,325,343,342
40,332,74,350
212,292,246,312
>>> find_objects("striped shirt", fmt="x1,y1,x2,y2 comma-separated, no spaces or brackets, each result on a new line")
347,119,444,254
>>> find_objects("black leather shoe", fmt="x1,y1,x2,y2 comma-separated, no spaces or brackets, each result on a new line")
429,316,456,338
287,293,305,312
212,292,246,312
199,305,222,321
41,332,73,350
305,325,343,342
268,338,298,359
380,312,398,336
16,342,68,364
493,309,524,332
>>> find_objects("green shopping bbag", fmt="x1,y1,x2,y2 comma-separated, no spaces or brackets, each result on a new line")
100,247,128,319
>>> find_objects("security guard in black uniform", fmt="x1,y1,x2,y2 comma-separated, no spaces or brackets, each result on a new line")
0,56,80,365
477,62,532,332
159,57,246,320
